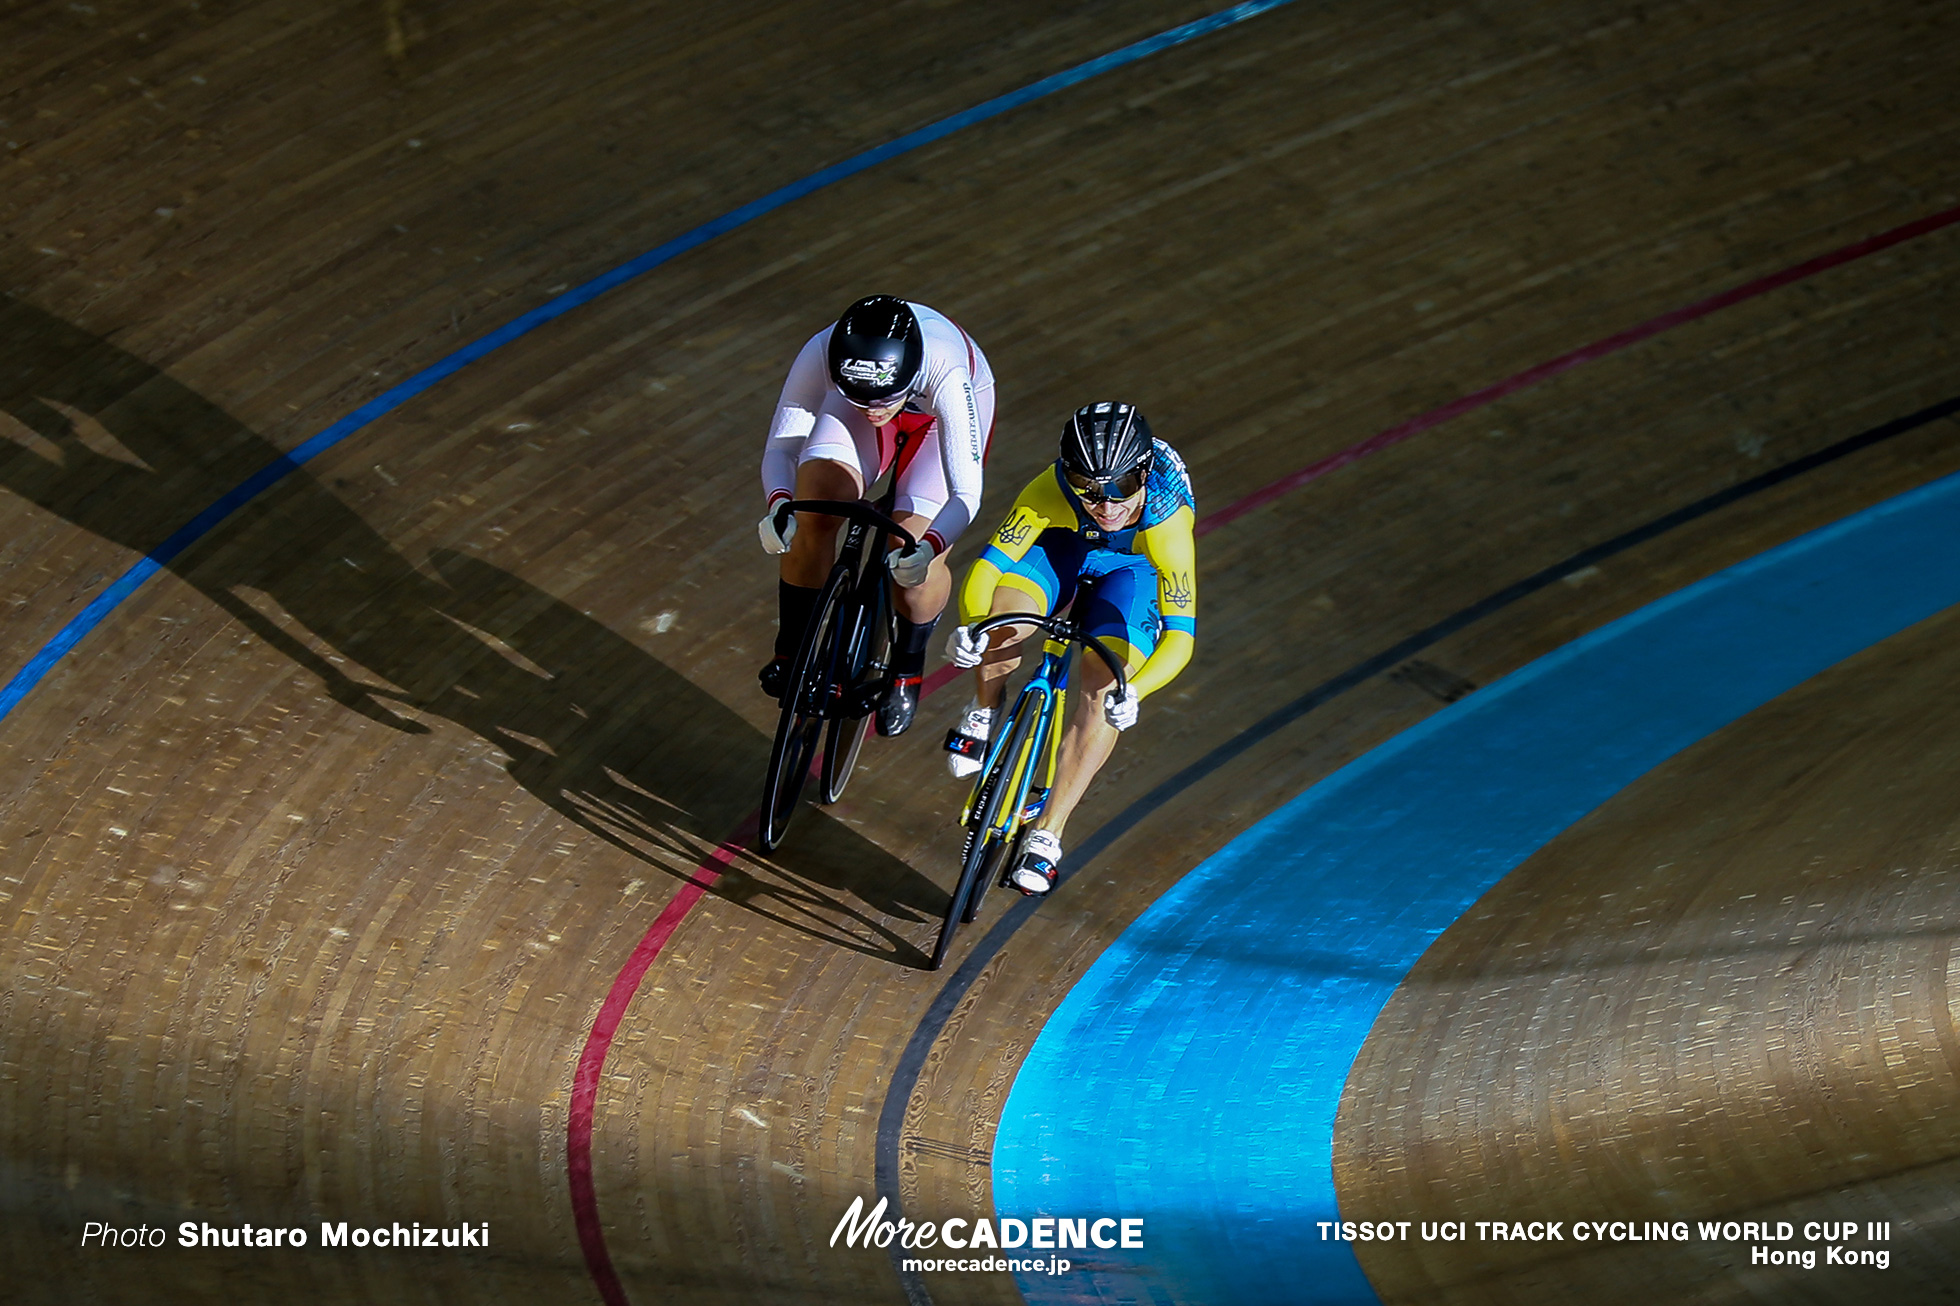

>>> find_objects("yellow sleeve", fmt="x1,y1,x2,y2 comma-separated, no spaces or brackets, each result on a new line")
956,470,1069,625
1128,504,1197,699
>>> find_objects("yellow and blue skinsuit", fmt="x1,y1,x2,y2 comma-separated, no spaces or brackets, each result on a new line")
957,439,1196,698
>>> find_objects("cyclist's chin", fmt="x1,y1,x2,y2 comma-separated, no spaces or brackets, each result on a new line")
1090,506,1137,530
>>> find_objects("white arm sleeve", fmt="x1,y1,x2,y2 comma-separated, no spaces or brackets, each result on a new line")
919,369,986,553
760,331,829,506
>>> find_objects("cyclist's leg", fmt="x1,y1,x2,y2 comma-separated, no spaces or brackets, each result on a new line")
781,456,863,586
872,415,944,733
945,525,1076,776
973,581,1047,711
887,413,950,627
763,402,872,695
781,398,875,588
1030,557,1156,843
973,528,1079,714
943,565,1053,777
886,477,946,714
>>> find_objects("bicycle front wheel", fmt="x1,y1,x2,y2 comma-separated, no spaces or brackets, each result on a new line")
758,562,852,851
931,692,1041,969
819,569,888,805
963,693,1048,924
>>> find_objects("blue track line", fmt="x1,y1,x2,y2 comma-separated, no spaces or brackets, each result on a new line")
869,396,1958,1305
992,466,1960,1304
0,0,1300,724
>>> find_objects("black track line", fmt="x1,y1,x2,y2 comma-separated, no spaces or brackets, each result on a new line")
874,392,1960,1304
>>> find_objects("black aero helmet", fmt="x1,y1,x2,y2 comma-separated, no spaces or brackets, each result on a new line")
827,295,923,406
1060,401,1154,501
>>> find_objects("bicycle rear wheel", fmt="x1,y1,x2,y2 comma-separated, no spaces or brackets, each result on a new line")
758,562,852,851
930,694,1039,969
819,569,888,805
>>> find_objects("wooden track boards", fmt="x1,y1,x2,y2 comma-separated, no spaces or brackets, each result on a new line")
1342,603,1960,1305
1,0,1957,1302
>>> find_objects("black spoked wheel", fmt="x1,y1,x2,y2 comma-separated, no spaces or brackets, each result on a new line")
758,563,852,852
930,696,1040,970
819,571,888,805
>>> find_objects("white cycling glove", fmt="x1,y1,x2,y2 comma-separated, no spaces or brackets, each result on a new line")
886,542,935,588
946,624,986,668
1103,684,1140,731
758,507,796,555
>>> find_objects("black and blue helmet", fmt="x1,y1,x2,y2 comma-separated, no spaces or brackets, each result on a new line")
1060,401,1154,500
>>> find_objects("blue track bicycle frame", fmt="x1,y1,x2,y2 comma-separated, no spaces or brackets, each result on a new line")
961,614,1129,837
934,613,1128,969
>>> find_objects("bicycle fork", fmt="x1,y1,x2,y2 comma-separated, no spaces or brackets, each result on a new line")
959,655,1068,843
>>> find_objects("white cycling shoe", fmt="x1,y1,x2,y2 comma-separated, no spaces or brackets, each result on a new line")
1010,829,1062,895
944,702,993,779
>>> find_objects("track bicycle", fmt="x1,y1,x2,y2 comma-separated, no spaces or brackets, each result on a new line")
929,611,1128,970
757,493,916,852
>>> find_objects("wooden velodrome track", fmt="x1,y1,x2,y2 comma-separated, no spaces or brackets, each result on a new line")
3,0,1958,1302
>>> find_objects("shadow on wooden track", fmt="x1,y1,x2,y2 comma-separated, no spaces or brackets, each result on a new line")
0,294,938,965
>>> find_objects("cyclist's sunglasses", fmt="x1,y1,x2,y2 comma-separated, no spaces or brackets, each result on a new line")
1065,467,1146,504
844,389,913,414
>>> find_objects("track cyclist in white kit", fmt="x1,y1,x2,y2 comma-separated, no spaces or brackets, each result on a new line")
757,295,996,736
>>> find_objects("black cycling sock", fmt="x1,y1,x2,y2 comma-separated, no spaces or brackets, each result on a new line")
892,613,939,678
775,580,822,659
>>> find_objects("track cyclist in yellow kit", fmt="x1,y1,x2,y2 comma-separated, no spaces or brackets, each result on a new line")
943,401,1196,894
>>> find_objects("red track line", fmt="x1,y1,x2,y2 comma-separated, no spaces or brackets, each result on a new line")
922,663,965,699
567,815,756,1306
1198,202,1960,537
563,200,1960,1305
